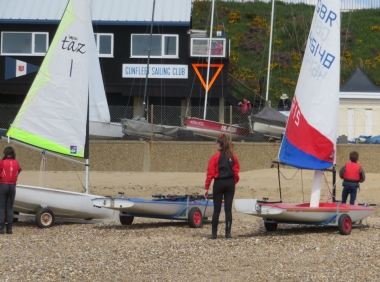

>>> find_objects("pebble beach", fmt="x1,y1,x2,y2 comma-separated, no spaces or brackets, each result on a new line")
1,169,380,281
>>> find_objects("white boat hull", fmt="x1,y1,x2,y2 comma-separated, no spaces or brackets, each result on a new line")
235,199,375,223
253,122,285,137
92,197,218,218
89,120,123,139
15,184,114,220
121,119,180,140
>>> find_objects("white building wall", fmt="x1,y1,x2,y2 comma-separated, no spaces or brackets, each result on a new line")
339,98,380,141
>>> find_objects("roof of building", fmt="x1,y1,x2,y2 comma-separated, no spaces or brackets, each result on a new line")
0,0,192,26
340,67,380,93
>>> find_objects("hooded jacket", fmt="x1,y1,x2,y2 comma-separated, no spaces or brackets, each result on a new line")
205,151,240,190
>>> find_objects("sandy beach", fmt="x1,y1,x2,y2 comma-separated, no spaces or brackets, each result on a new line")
1,168,380,281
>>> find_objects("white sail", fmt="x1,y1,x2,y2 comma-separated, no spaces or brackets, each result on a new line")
279,0,340,170
7,0,96,157
88,33,111,124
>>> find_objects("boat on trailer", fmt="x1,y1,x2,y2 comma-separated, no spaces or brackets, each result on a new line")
235,1,375,235
5,0,116,228
181,117,250,141
92,194,221,228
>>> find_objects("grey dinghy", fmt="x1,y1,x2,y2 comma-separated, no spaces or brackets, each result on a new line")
92,194,221,228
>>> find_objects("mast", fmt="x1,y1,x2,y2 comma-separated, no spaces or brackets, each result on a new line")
141,0,156,118
265,0,275,103
85,92,90,194
203,0,215,120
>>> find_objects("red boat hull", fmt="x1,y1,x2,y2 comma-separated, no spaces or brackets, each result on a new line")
183,117,249,140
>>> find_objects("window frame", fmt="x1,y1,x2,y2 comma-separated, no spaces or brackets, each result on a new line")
94,33,114,58
190,38,227,58
1,31,49,56
130,34,179,59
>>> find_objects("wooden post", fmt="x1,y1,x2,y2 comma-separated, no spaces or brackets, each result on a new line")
150,104,154,141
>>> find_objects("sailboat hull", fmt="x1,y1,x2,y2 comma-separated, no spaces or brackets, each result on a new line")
183,117,249,140
89,120,123,139
121,118,181,140
14,184,114,220
92,197,218,218
235,199,375,223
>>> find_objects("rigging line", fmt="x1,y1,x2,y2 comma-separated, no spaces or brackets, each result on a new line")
127,44,149,110
279,168,299,181
71,162,86,192
301,169,304,203
39,151,46,188
273,28,284,95
290,2,301,70
186,56,203,116
322,171,333,199
342,9,352,74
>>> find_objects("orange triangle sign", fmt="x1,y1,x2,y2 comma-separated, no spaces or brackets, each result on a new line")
192,63,224,91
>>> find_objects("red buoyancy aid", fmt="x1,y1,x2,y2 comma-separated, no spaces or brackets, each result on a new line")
0,159,22,184
241,101,252,114
342,162,361,181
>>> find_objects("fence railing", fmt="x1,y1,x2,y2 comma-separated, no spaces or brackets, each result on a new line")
204,0,380,10
0,104,278,142
1,104,377,143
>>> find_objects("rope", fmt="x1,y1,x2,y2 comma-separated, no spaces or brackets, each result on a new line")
71,162,86,193
322,171,333,201
38,151,46,187
278,168,299,181
301,169,304,203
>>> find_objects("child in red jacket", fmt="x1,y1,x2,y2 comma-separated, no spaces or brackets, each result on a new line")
0,146,22,234
204,135,240,239
339,151,365,205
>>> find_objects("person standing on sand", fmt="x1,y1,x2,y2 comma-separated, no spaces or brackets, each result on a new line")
204,134,240,239
339,151,365,205
0,146,22,234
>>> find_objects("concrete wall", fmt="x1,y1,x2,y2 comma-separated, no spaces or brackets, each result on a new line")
1,139,379,173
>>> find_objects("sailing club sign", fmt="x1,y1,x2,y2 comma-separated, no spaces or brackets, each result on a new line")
122,64,188,79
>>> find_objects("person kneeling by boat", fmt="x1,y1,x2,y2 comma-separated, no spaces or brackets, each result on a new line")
204,135,240,239
339,151,365,205
0,146,22,234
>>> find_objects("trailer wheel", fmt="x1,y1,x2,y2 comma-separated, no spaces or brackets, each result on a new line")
35,208,55,228
264,221,278,232
338,214,352,235
188,207,203,228
119,213,134,225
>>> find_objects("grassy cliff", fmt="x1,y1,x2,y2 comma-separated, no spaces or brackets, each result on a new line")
192,1,380,105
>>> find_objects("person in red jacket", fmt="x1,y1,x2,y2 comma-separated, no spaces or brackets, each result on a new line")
339,151,365,205
0,146,22,234
204,134,240,239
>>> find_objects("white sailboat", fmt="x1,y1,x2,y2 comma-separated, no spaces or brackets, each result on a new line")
5,0,114,228
235,0,375,235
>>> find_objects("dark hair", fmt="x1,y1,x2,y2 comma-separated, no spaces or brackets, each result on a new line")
349,151,359,162
217,135,233,159
3,146,16,160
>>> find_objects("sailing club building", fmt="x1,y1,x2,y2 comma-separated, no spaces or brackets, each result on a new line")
0,0,236,121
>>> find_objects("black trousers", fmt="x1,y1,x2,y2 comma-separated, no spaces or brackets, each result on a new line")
0,183,16,224
212,178,235,230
